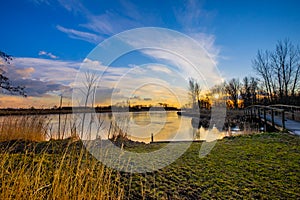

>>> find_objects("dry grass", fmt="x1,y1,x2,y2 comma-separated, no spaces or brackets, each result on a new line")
0,141,124,200
0,115,49,142
0,114,125,199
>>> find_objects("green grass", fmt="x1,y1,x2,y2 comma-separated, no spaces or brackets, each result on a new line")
120,132,299,199
1,132,299,199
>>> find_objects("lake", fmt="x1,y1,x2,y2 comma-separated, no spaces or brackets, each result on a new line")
1,111,226,143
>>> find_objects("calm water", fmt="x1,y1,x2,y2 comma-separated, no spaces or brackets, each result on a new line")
2,111,225,143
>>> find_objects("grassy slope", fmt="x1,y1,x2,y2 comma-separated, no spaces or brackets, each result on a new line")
123,133,299,199
0,132,299,199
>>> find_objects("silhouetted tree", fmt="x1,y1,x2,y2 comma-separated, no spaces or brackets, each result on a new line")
252,50,275,103
225,78,240,109
253,39,300,105
240,76,258,107
271,39,300,103
188,78,201,111
0,51,26,96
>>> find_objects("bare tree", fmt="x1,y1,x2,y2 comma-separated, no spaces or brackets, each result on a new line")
77,71,99,139
188,78,201,111
253,39,300,104
249,77,259,105
240,76,258,107
252,50,275,103
291,46,300,99
225,78,240,109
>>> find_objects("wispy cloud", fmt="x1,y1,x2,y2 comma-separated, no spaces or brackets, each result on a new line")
38,50,58,59
55,0,220,66
38,0,219,60
173,0,220,63
56,25,102,44
174,0,215,33
80,11,141,36
117,28,222,87
55,0,146,43
31,0,50,5
146,65,172,75
57,0,87,14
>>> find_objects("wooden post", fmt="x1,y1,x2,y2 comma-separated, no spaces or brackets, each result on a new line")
151,133,154,143
263,109,267,132
281,111,285,130
271,109,275,127
58,95,63,139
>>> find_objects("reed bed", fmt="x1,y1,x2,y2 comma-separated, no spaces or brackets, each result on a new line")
0,115,49,142
0,140,124,200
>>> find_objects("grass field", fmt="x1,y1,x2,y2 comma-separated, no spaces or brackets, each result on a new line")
0,132,299,199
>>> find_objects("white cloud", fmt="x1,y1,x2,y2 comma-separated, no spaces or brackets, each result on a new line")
116,28,222,88
56,25,102,44
38,50,58,59
81,58,107,72
13,57,79,83
15,67,35,78
5,57,83,98
147,65,172,74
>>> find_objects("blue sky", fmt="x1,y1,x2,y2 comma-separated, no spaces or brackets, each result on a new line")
0,0,299,108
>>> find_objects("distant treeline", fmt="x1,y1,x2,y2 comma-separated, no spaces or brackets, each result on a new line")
212,39,300,109
0,105,179,116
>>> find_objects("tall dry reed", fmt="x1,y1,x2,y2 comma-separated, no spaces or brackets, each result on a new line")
0,115,49,142
0,141,124,199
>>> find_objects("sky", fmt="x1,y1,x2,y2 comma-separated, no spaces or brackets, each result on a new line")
0,0,300,108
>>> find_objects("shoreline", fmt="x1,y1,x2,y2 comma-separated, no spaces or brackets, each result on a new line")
0,107,180,116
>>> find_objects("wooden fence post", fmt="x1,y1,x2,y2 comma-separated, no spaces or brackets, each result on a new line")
281,111,285,130
271,109,275,127
263,108,267,132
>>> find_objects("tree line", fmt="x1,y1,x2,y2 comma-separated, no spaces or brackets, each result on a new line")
252,39,300,105
189,39,300,109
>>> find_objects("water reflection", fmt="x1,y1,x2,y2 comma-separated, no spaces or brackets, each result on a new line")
77,111,225,143
0,111,226,143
